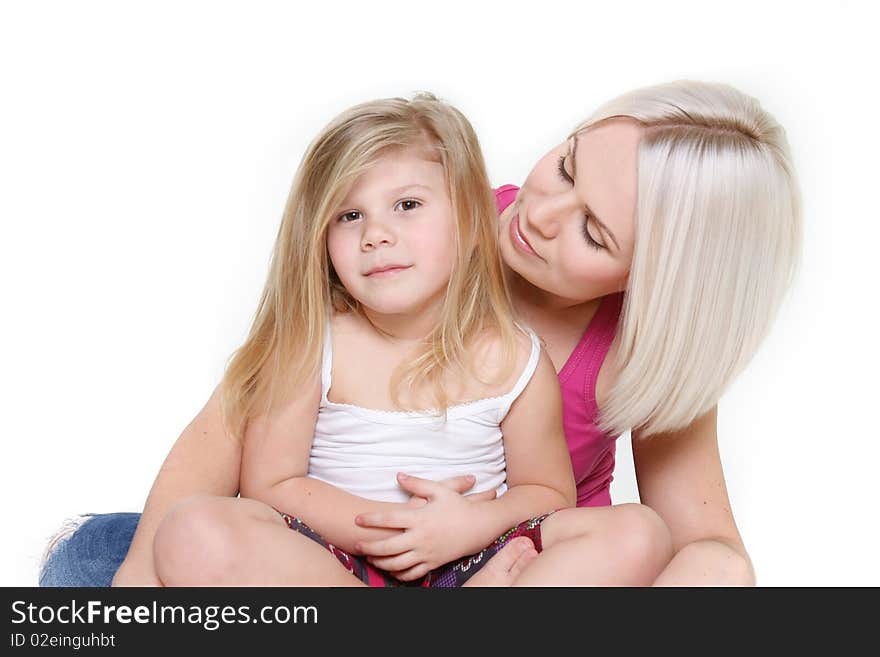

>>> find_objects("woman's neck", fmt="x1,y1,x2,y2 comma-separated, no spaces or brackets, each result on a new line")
505,267,601,327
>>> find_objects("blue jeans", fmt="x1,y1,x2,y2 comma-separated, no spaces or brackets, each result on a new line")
39,513,140,587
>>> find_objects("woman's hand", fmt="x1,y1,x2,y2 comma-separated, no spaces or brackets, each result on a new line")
111,557,162,587
354,473,496,581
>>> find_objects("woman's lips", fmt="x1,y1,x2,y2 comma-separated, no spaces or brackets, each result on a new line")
510,214,538,257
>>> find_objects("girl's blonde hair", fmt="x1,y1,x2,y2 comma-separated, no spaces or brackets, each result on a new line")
578,81,802,438
220,93,518,440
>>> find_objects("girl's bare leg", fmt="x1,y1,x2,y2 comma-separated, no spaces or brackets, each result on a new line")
467,503,674,587
514,504,673,586
153,495,365,586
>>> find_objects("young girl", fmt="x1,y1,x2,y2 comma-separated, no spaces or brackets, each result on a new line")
150,94,576,586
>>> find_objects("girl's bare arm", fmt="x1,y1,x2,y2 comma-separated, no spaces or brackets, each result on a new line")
473,348,578,539
239,377,414,554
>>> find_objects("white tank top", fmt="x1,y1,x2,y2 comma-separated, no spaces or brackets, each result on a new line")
307,321,542,503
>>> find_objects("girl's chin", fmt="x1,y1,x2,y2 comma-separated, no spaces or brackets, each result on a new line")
360,298,436,318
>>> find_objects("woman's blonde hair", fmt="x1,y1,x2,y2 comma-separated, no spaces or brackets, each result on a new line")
578,81,802,438
219,93,518,440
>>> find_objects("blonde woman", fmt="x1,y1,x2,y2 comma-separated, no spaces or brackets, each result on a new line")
41,81,800,587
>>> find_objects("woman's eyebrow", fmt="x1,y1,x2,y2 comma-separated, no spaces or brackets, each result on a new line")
571,135,621,252
591,214,620,252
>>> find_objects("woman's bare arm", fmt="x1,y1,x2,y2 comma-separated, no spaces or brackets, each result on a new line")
112,388,241,586
631,405,757,586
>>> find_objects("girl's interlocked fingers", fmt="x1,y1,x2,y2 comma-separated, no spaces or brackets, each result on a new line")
400,472,498,502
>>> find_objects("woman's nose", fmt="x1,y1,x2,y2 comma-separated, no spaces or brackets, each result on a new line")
526,193,572,240
360,217,396,250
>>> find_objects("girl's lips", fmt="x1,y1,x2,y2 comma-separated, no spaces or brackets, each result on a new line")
365,265,412,277
510,214,538,257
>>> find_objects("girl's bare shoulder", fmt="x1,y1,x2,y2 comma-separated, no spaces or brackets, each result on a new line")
467,325,537,396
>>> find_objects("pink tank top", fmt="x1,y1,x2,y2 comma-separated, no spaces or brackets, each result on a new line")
496,184,623,507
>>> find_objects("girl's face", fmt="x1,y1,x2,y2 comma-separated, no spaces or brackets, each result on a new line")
499,119,641,306
327,146,457,319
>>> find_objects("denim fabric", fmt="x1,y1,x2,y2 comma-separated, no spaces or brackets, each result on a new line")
39,513,140,587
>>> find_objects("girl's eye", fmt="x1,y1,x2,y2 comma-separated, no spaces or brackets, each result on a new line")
395,199,421,212
557,155,574,184
338,210,363,223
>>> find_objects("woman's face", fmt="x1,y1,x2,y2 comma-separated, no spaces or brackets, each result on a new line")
499,118,641,306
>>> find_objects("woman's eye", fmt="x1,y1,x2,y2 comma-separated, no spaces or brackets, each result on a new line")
556,155,574,184
583,218,605,251
338,210,363,223
395,199,421,212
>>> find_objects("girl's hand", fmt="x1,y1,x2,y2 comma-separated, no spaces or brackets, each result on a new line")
403,473,497,509
354,473,495,581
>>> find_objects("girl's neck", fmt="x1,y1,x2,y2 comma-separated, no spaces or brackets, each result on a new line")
360,304,442,344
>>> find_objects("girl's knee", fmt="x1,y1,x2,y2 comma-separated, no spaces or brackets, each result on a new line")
542,503,673,574
153,496,243,585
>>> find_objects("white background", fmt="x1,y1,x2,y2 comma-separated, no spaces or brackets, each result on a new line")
1,1,877,586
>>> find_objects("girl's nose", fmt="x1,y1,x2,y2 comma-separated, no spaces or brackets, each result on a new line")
361,217,396,250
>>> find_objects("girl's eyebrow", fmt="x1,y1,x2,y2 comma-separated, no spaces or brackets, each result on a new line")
338,183,434,209
570,135,621,252
389,183,434,195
